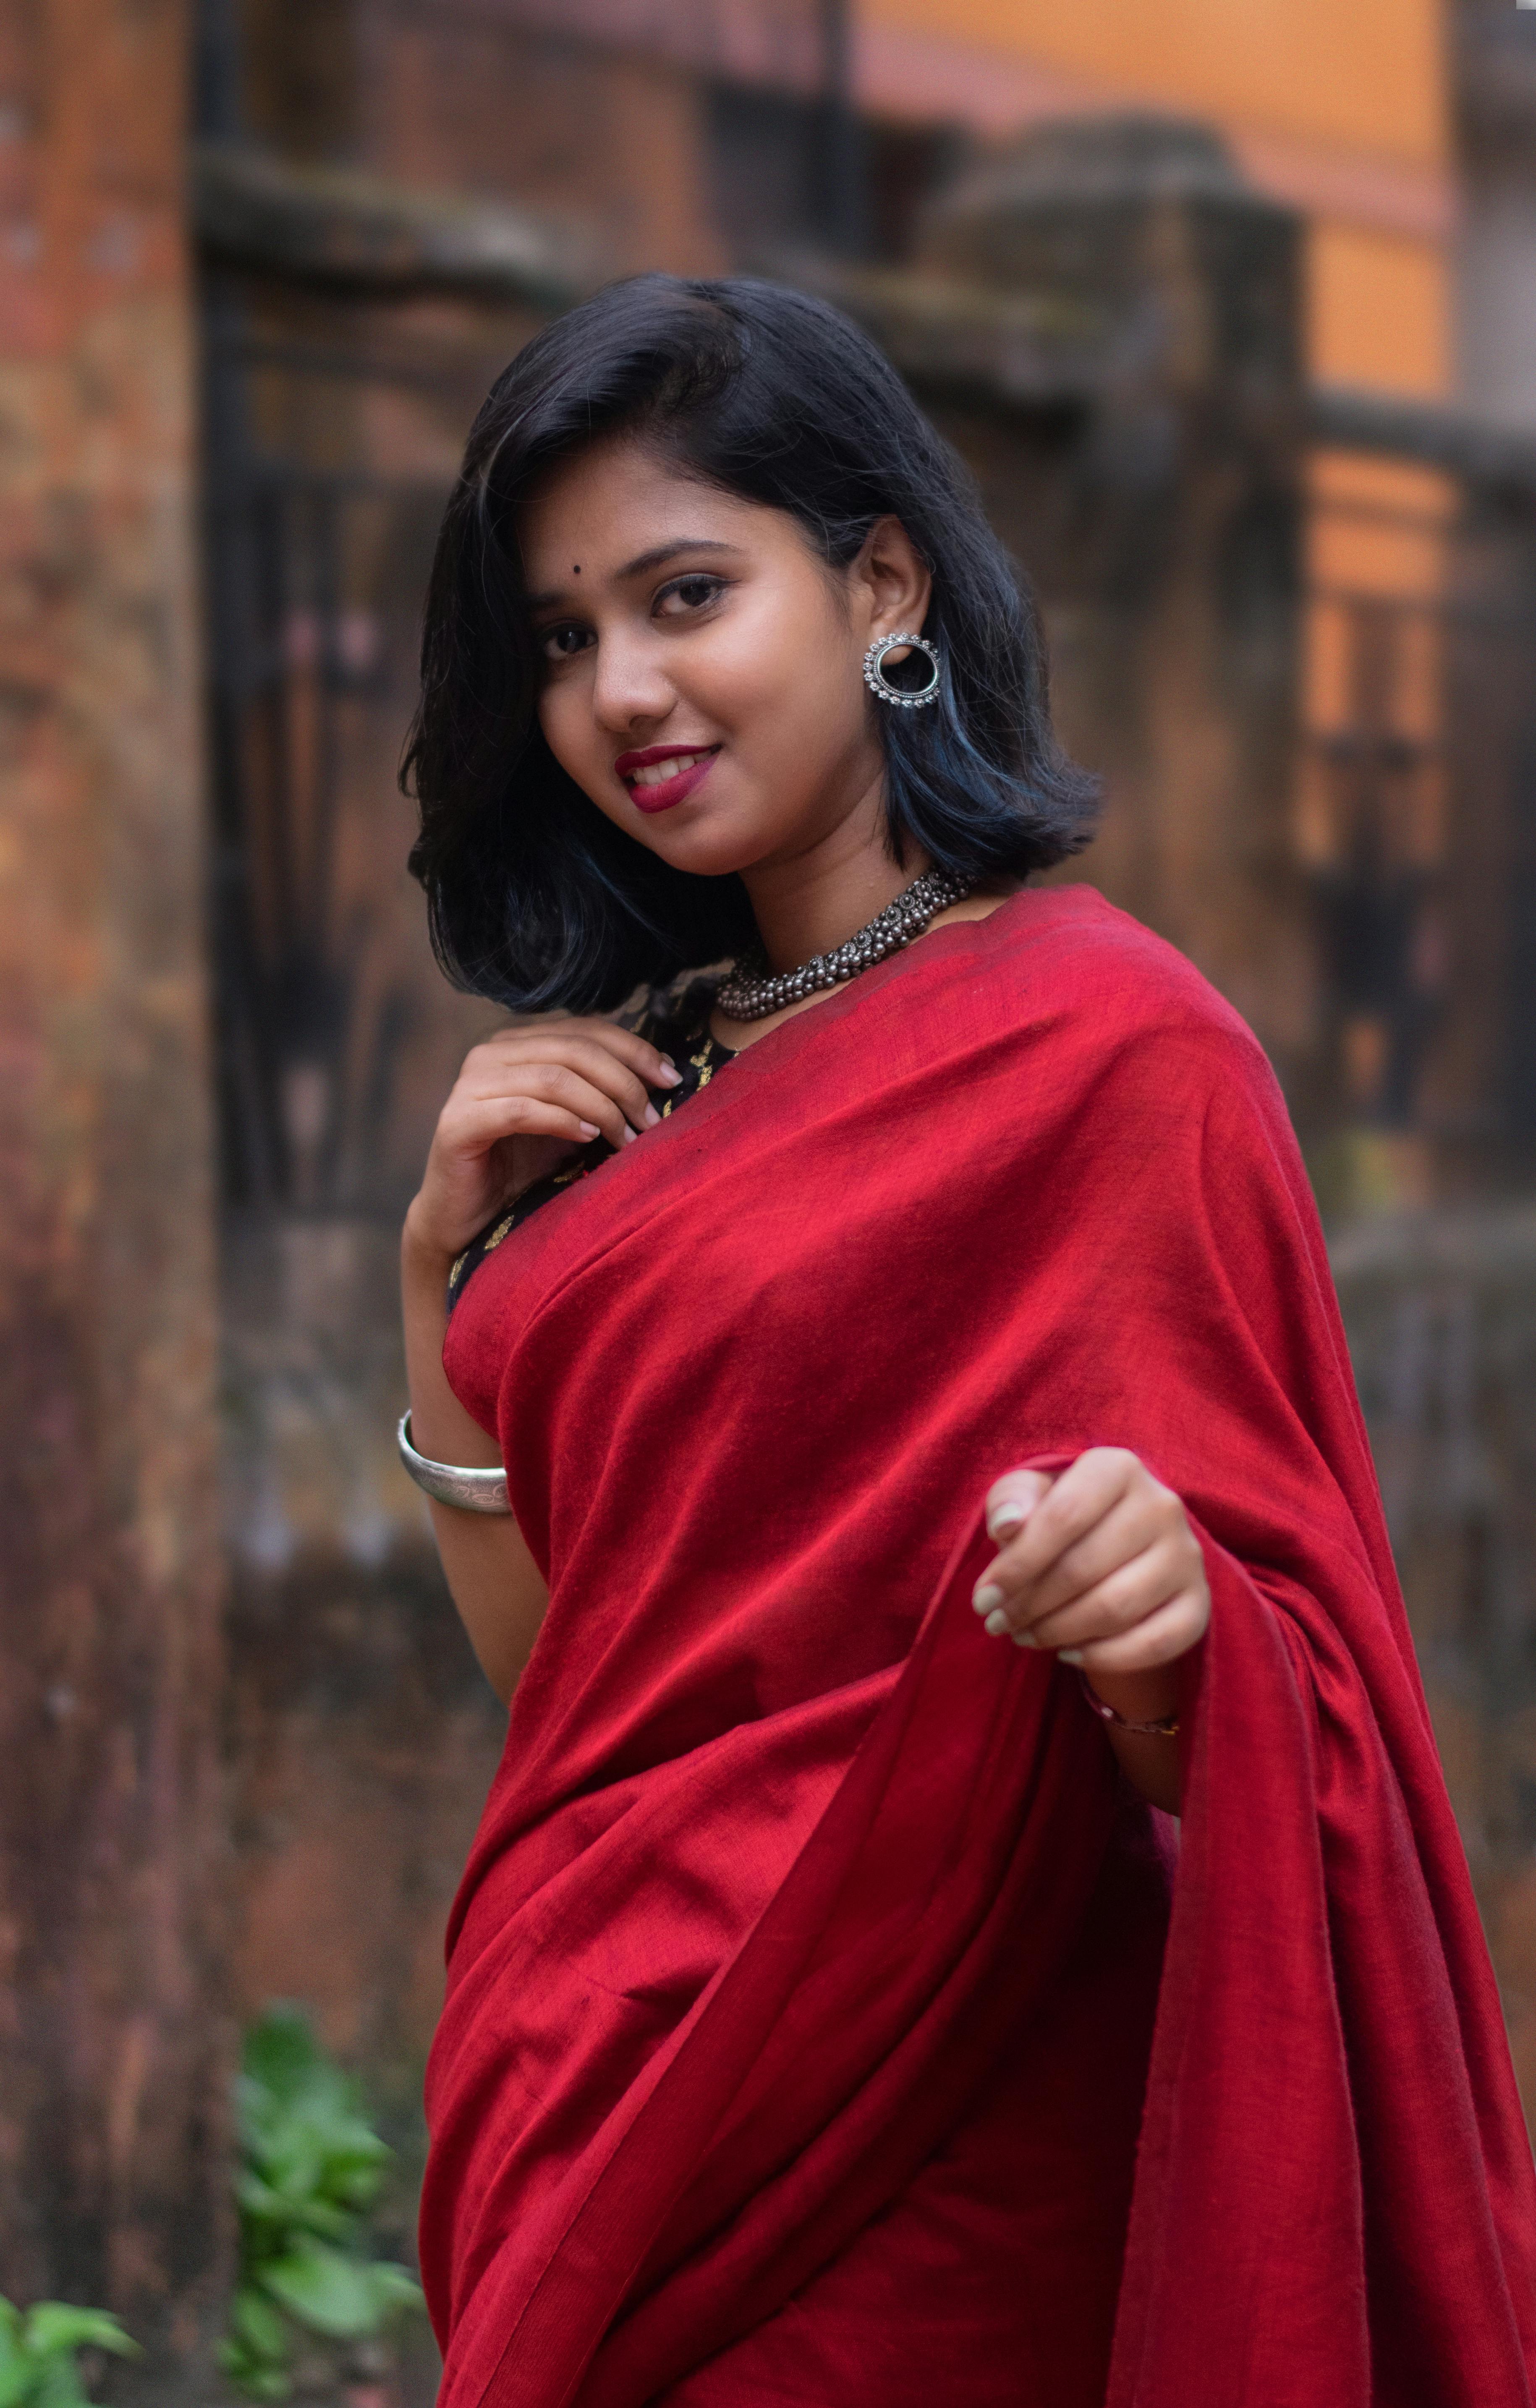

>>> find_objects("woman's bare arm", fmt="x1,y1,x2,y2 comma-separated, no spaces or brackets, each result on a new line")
402,1017,683,1701
402,1218,549,1704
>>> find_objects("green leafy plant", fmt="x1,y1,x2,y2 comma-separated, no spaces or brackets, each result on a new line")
220,2005,426,2401
0,2298,138,2407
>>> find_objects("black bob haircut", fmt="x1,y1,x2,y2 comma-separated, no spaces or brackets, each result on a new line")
403,272,1097,1012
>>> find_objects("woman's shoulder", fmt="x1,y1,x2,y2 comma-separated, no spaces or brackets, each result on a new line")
963,887,1305,1202
981,884,1269,1074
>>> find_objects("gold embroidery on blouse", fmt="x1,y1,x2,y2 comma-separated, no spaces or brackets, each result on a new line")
448,1252,467,1288
482,1215,515,1253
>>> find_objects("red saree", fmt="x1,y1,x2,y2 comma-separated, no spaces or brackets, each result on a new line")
421,885,1536,2407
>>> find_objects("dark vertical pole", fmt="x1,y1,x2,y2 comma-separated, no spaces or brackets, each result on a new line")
816,0,867,257
194,0,244,140
195,0,284,1201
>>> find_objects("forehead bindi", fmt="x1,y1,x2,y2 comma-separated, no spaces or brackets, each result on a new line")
521,447,765,588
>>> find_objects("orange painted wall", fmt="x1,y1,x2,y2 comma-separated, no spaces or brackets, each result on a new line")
857,0,1454,397
866,0,1446,169
1309,227,1450,396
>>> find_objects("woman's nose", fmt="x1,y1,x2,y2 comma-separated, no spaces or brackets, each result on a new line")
590,634,674,734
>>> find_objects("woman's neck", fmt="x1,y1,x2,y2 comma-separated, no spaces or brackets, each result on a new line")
745,848,931,977
712,876,1023,1054
734,769,928,975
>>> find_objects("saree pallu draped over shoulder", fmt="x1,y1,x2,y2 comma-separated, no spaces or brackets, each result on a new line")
423,886,1536,2408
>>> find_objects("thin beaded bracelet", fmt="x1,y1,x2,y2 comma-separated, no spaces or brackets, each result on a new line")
1077,1667,1180,1739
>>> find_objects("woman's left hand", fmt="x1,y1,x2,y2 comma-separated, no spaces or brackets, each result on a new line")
973,1448,1210,1676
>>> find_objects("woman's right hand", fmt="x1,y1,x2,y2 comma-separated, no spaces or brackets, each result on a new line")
403,1018,684,1265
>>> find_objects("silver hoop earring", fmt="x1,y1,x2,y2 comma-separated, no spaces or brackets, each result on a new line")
863,632,942,709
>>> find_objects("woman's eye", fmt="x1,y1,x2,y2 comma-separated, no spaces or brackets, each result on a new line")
539,623,592,663
656,574,725,617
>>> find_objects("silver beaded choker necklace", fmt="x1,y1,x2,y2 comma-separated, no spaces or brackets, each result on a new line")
714,866,974,1022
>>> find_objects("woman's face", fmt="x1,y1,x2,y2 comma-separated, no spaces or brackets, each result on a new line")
517,438,932,883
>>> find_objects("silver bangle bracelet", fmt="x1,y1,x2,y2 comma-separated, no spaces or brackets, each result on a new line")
396,1411,511,1514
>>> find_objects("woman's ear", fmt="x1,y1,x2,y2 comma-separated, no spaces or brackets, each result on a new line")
852,515,933,644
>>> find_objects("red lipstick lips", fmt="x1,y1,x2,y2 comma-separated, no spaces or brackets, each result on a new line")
614,743,720,816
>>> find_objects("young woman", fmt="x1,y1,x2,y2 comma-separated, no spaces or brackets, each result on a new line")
400,276,1536,2408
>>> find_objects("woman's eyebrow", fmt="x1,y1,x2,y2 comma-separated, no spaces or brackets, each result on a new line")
525,538,741,612
618,537,740,580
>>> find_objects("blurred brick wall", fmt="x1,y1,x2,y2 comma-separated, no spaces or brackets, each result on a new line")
0,0,229,2389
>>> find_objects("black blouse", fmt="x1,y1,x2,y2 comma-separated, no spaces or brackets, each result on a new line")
446,978,735,1315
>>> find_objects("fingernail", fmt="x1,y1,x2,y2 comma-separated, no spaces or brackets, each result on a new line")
987,1503,1026,1538
972,1582,1004,1616
579,1122,601,1139
621,1126,636,1145
657,1059,683,1086
1013,1628,1039,1649
643,1103,661,1128
984,1608,1012,1638
1059,1648,1085,1665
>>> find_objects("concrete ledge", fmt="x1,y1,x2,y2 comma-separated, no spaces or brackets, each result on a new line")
772,254,1111,408
191,145,1117,412
193,142,601,308
1313,381,1536,492
189,141,1536,506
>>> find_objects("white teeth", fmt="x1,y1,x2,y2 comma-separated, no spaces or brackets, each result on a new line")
630,751,709,787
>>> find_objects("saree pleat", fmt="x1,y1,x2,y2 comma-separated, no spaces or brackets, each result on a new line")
422,886,1536,2407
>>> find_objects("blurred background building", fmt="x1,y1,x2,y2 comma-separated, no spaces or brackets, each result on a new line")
5,0,1536,2395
